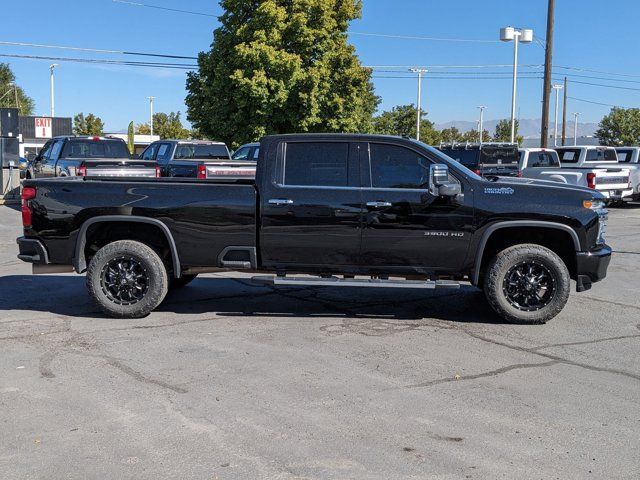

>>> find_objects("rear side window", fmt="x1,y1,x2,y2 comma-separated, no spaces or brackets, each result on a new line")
369,143,431,189
557,149,580,163
284,142,349,187
616,149,633,162
528,151,560,168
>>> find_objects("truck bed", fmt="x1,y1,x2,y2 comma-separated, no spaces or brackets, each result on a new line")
23,176,257,268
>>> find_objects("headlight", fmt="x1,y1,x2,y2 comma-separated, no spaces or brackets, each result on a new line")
583,199,608,245
583,199,606,210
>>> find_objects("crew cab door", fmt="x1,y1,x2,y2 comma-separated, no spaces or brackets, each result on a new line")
259,140,362,269
359,142,474,271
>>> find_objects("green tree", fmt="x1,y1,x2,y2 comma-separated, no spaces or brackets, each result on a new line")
371,104,441,145
460,129,492,143
73,112,104,135
440,127,463,143
127,121,135,155
0,63,34,115
186,0,379,148
137,111,190,139
595,107,640,146
494,119,523,144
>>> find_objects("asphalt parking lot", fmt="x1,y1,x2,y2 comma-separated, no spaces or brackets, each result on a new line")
1,203,639,480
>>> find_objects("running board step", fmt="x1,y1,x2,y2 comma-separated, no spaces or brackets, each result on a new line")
251,276,459,289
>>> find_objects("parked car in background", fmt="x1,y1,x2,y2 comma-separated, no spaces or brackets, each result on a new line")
614,147,640,200
555,146,632,204
142,140,255,180
437,143,520,177
231,142,260,162
25,136,158,179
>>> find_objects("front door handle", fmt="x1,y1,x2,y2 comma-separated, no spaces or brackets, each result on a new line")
366,201,392,208
268,198,294,206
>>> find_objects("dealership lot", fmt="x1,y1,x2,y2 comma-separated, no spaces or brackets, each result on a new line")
1,204,639,479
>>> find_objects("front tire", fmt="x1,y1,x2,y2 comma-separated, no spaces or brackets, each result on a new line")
87,240,168,318
483,244,570,324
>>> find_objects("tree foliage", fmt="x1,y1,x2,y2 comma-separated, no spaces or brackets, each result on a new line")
0,63,34,115
493,119,523,144
186,0,378,148
440,127,463,143
137,112,190,139
595,107,640,146
371,104,441,145
460,129,492,143
73,112,104,135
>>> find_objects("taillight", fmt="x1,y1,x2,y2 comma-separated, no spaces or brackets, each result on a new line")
197,164,207,179
77,164,87,177
155,166,161,178
517,170,523,177
21,186,36,228
587,172,596,189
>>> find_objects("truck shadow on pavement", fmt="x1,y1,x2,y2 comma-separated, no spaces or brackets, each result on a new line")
0,274,507,325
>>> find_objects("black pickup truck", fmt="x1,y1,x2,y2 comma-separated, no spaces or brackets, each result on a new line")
17,134,611,324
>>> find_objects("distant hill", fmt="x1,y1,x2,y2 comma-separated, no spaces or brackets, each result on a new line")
434,118,598,139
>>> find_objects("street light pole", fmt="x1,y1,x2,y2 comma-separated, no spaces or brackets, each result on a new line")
409,68,427,141
49,64,58,117
552,84,563,147
573,112,580,146
477,106,486,144
147,96,155,138
500,27,533,143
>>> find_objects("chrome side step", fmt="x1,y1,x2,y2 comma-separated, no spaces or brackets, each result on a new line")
251,275,459,289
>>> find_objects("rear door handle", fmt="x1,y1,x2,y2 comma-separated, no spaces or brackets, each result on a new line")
366,201,392,208
268,198,294,206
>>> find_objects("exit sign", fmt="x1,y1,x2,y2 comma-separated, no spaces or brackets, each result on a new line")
35,117,52,138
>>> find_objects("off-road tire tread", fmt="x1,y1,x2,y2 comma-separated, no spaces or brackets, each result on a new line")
484,244,570,325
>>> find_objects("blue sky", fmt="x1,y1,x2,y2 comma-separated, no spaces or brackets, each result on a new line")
1,0,639,132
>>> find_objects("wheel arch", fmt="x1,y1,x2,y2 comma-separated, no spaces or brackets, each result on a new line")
73,216,181,277
472,221,580,286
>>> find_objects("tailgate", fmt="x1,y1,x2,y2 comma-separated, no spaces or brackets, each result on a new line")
203,162,256,179
594,169,630,190
84,159,158,178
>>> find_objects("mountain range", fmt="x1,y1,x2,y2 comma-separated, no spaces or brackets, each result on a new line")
434,118,599,139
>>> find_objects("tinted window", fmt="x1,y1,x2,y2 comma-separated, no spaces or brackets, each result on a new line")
528,151,560,168
616,149,633,163
141,144,158,160
50,140,63,160
557,149,580,163
370,143,431,189
480,145,519,165
439,148,479,168
284,142,349,186
174,144,229,160
252,147,260,159
39,141,53,160
585,148,617,162
62,140,129,159
231,146,250,160
156,144,171,163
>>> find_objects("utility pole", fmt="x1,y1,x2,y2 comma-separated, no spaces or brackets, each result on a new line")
573,112,580,146
477,106,486,143
541,0,555,147
49,64,58,117
147,96,155,138
409,68,428,141
561,76,567,145
552,84,563,147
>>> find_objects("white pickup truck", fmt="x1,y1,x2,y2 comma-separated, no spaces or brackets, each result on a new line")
519,147,632,204
615,147,640,200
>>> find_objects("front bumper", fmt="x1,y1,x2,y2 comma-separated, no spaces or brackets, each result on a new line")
17,237,50,264
575,245,612,292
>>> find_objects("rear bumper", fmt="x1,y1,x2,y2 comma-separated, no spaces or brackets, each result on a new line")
575,245,612,292
600,188,634,200
16,236,50,264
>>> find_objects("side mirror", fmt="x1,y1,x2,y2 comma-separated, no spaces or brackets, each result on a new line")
429,164,461,197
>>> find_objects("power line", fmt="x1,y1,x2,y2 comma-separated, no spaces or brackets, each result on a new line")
0,40,198,60
348,31,500,43
567,96,620,108
111,0,216,17
0,53,197,69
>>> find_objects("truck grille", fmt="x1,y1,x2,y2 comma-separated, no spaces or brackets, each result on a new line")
597,176,628,185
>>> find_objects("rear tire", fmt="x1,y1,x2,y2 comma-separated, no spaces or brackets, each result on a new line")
87,240,168,318
483,244,570,324
169,274,198,289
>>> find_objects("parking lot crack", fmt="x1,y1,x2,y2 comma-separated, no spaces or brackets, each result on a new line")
530,333,640,351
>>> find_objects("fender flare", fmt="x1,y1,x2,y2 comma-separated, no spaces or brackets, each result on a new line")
73,215,181,277
471,220,581,286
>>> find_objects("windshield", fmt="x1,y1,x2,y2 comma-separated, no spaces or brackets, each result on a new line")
174,144,229,160
61,139,130,159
